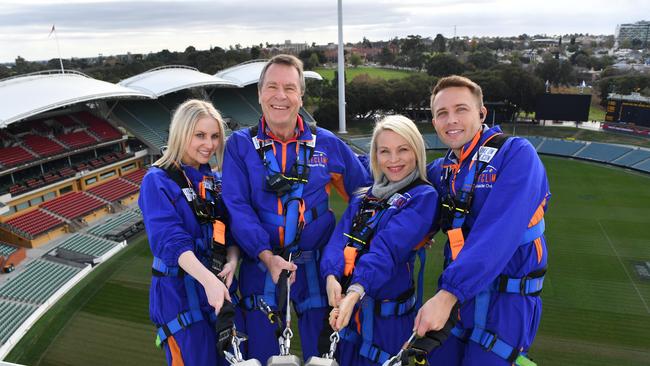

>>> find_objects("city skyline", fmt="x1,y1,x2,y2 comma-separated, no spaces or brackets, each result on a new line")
0,0,648,63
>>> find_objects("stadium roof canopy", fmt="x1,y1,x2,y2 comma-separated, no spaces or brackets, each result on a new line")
119,65,240,97
215,60,323,87
0,70,152,128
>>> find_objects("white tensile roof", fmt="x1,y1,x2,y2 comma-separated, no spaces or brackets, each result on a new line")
215,60,323,86
0,70,152,128
119,65,240,97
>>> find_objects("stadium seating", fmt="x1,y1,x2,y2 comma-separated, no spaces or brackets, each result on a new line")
632,158,650,173
422,133,447,149
0,146,35,167
55,115,79,128
88,208,143,239
211,88,260,127
56,233,120,259
574,142,633,163
41,192,106,220
87,178,139,202
56,131,98,149
523,136,544,149
0,241,17,258
0,259,82,304
0,300,37,345
110,101,168,150
122,168,146,185
536,139,586,156
3,209,65,239
349,137,371,152
611,149,650,167
74,112,122,142
23,134,66,157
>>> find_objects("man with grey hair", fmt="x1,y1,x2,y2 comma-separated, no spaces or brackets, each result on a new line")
223,54,370,362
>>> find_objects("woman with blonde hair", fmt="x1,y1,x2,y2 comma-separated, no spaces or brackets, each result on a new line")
321,115,439,365
139,99,239,366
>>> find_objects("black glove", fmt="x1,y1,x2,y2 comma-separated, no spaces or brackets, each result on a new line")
215,301,236,356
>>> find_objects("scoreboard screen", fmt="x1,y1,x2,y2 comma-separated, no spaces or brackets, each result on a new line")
535,94,591,122
606,100,650,128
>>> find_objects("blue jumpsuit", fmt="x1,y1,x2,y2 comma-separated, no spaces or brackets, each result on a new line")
426,126,550,366
321,183,438,366
222,117,370,362
139,164,240,366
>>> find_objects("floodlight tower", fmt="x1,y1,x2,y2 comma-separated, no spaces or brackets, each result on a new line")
337,0,347,133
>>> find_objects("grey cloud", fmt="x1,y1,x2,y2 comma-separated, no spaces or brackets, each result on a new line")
0,1,405,33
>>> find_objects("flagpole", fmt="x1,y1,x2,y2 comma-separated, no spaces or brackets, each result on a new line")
52,25,64,74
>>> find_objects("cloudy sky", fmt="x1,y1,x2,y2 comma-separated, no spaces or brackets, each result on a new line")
0,0,647,63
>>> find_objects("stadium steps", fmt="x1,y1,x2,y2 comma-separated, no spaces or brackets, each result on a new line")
56,233,120,258
0,258,82,304
0,300,37,344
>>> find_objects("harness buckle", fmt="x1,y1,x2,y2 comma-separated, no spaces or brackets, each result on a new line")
520,275,531,295
177,312,189,329
482,331,499,352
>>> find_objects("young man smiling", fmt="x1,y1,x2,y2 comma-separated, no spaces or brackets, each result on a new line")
222,54,370,362
415,75,550,366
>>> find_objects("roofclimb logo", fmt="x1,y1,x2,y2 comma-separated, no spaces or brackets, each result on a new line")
476,165,497,189
309,150,328,168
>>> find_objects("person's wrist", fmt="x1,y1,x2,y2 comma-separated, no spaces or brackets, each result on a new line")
346,283,365,300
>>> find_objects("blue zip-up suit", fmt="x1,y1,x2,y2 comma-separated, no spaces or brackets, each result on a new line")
140,164,240,366
222,117,370,362
426,126,550,366
321,183,438,365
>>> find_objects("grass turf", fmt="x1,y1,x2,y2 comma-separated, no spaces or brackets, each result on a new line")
6,156,650,365
313,66,416,81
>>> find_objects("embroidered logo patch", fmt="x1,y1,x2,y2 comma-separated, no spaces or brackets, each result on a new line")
309,150,329,168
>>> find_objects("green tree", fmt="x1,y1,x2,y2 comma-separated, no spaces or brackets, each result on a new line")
433,34,446,53
426,53,464,77
378,47,396,65
467,50,497,70
400,35,427,70
349,53,363,68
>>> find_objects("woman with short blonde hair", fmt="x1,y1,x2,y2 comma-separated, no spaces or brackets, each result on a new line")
322,115,438,365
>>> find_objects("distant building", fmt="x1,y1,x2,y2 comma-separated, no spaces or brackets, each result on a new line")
615,21,650,48
279,40,309,55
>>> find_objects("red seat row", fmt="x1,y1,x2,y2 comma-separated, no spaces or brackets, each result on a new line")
75,112,122,141
41,191,105,220
0,146,34,167
5,209,64,237
55,131,97,150
122,168,146,185
88,178,139,202
23,134,66,157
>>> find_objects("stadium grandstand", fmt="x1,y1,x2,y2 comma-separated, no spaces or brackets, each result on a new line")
0,59,323,360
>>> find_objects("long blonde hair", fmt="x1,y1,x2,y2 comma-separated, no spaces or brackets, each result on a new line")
369,115,429,184
154,99,226,171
